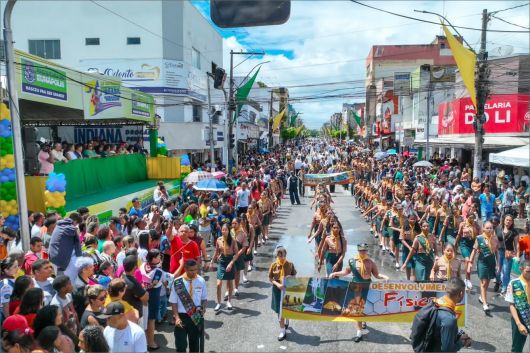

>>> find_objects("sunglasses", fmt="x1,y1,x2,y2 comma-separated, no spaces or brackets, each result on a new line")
96,296,106,301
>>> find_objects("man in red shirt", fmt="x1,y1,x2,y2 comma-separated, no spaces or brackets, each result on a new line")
170,224,200,276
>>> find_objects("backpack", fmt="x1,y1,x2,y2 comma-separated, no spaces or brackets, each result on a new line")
410,302,440,352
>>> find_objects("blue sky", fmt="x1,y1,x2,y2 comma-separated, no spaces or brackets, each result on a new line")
191,1,529,129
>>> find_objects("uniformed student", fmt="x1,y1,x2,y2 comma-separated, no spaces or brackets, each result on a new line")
169,259,207,353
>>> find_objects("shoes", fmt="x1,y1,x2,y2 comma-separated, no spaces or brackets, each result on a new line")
148,346,160,351
248,265,253,272
234,289,240,297
226,301,233,310
493,282,500,292
285,319,290,329
465,279,473,290
278,330,287,341
214,303,222,312
224,291,229,301
353,334,363,343
483,303,490,312
478,296,484,304
395,263,400,269
253,250,257,255
243,278,249,284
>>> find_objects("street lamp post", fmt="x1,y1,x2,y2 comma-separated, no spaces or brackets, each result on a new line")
3,0,31,252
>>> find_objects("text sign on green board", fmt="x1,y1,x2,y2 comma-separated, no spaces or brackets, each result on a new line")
21,57,67,101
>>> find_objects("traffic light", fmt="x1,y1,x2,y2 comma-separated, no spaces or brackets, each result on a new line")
213,67,226,89
229,133,235,149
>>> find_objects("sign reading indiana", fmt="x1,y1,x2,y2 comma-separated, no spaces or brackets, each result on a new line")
282,278,466,326
303,171,353,186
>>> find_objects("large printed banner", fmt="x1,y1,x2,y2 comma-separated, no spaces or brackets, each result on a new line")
438,94,530,135
282,278,466,326
303,172,353,186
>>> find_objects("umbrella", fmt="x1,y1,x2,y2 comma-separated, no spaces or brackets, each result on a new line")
386,149,397,155
374,151,388,160
212,171,226,180
184,171,213,184
193,179,228,192
413,160,433,168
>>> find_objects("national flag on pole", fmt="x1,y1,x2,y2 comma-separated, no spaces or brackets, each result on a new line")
235,67,261,118
352,111,362,127
290,112,299,127
271,108,286,131
442,23,477,107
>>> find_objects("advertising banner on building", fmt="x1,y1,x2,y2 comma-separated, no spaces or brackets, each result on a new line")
16,51,83,109
393,72,411,96
15,50,155,124
438,94,530,135
303,172,353,186
282,277,466,325
80,58,207,101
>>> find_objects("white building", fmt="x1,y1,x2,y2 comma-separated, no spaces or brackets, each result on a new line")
1,0,225,162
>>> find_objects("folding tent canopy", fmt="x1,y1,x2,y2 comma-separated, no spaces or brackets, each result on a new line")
489,145,530,167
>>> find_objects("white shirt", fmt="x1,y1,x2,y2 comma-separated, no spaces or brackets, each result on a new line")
237,189,251,208
103,321,147,353
521,175,530,186
168,275,208,313
33,278,56,305
51,149,67,162
31,224,42,238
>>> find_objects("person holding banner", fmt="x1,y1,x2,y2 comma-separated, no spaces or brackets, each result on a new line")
430,244,462,281
329,243,389,343
268,245,297,341
505,259,530,352
401,221,437,281
468,221,499,312
317,222,346,276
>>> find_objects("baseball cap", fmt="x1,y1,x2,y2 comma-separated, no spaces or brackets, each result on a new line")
97,302,125,319
2,314,33,335
357,243,369,251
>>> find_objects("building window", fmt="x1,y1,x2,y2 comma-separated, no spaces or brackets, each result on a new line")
440,43,446,49
28,39,61,59
192,105,202,122
127,37,141,45
0,41,4,62
212,112,220,125
192,48,201,69
85,38,100,46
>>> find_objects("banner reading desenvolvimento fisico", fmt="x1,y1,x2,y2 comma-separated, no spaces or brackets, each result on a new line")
303,171,353,186
282,278,466,326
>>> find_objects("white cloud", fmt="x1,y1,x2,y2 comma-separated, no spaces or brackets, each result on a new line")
212,1,529,129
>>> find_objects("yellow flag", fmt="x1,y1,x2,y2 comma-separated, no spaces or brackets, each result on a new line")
295,125,304,136
272,108,286,131
442,24,477,107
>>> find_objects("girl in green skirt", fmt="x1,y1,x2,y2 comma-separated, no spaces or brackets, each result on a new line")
400,214,421,280
421,197,440,234
210,223,239,311
402,221,436,281
455,214,482,290
468,221,499,312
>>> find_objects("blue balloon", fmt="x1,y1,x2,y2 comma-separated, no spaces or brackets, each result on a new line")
0,176,8,183
0,120,12,138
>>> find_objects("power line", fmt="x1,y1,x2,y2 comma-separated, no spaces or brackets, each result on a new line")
490,2,530,14
491,14,530,30
350,0,530,33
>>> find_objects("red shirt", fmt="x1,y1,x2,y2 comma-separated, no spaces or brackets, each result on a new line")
519,234,530,258
169,237,200,274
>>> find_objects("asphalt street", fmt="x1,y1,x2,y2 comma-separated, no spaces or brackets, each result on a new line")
154,187,527,352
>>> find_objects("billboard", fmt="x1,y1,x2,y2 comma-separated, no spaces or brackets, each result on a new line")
438,94,530,135
282,277,466,325
80,58,207,101
394,72,411,96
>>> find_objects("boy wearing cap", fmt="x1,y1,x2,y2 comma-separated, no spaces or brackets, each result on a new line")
101,302,147,353
329,243,389,343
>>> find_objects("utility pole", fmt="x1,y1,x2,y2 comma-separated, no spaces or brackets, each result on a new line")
378,96,383,151
227,50,265,175
473,9,490,180
4,0,30,251
206,72,215,172
422,64,432,160
268,90,274,148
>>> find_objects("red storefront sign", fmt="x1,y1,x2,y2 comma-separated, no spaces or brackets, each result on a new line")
438,94,530,135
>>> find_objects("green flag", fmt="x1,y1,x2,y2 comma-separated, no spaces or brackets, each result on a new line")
352,111,362,127
235,67,261,119
290,112,299,127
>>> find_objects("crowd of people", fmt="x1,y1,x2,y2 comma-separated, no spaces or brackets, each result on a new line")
37,138,147,175
1,138,529,352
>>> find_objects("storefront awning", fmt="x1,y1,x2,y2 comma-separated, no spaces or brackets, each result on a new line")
414,136,529,149
489,145,529,167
